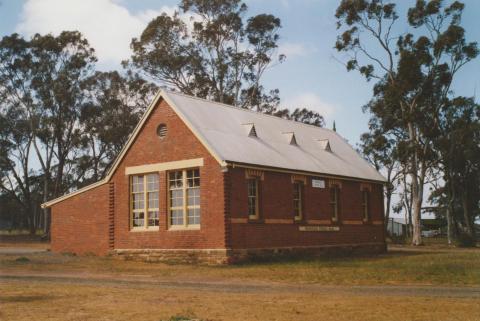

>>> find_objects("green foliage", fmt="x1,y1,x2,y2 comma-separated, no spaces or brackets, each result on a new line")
335,0,479,244
127,0,282,109
456,233,477,248
77,70,157,185
0,31,98,233
15,257,30,263
127,0,323,125
0,32,155,232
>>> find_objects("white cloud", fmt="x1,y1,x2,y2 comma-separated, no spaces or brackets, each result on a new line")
278,42,316,59
283,92,336,118
15,0,178,69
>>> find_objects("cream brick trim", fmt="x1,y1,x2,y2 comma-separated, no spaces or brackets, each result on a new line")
231,218,249,224
342,220,363,225
329,179,342,188
291,174,307,184
245,168,264,180
125,158,204,175
264,218,293,224
360,183,372,191
372,220,383,225
306,219,331,225
229,163,385,185
130,227,160,232
299,225,340,232
42,89,227,208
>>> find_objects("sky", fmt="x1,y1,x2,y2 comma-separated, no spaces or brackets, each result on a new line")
1,1,480,221
0,0,479,145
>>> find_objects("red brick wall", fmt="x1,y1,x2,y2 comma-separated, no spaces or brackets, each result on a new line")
110,99,226,250
50,98,227,255
50,183,110,255
49,96,385,256
227,167,385,249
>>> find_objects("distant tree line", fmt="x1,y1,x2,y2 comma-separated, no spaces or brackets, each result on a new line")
0,0,324,234
335,0,479,246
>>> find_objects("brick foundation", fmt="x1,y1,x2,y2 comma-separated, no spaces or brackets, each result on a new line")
112,248,230,265
112,242,386,265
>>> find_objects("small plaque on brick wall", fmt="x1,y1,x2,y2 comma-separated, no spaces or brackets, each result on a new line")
299,226,340,232
312,179,325,188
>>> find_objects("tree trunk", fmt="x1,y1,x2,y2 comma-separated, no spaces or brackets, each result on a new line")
384,186,392,231
410,172,423,246
446,181,456,245
27,206,36,235
446,206,454,245
404,206,409,238
461,192,475,239
411,198,423,245
42,177,51,237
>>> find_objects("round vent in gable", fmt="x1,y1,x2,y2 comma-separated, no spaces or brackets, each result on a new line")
157,124,167,139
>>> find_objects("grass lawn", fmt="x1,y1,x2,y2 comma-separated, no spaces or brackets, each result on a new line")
1,245,479,320
1,280,479,321
1,247,480,286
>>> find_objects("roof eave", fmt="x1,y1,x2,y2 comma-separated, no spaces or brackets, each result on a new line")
225,161,387,184
41,89,228,209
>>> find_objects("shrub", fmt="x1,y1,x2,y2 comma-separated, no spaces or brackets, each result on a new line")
456,233,477,248
388,234,407,244
15,257,30,263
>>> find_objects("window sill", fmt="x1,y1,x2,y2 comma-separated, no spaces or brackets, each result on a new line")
130,227,159,232
168,225,200,231
294,216,303,222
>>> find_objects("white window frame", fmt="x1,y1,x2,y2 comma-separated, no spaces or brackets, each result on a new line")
247,177,260,220
130,173,159,231
168,168,201,230
362,189,370,222
330,184,340,222
293,181,303,221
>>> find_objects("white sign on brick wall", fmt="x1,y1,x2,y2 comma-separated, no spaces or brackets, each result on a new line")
312,179,325,188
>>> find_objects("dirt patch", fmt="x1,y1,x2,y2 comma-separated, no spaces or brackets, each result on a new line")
1,278,479,321
1,271,479,298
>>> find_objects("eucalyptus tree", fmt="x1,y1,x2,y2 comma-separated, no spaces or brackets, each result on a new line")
335,0,478,245
359,119,401,230
433,97,480,243
0,31,96,232
0,97,36,232
127,0,282,110
126,0,324,125
77,71,157,185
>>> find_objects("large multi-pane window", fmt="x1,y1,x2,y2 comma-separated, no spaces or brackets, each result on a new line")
293,181,303,221
362,190,369,221
168,168,200,228
330,185,340,222
131,173,159,230
247,178,259,219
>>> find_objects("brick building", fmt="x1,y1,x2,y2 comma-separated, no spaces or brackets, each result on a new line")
42,90,387,264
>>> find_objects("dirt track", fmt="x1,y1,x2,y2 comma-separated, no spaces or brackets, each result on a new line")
1,271,479,298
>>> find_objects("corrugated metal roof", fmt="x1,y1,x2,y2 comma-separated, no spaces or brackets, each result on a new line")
164,90,386,182
43,89,386,208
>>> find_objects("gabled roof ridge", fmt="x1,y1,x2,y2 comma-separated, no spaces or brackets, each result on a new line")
42,89,231,208
163,89,335,133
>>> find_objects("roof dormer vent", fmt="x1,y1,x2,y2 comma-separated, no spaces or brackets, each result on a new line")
318,139,332,152
242,123,258,138
282,132,298,146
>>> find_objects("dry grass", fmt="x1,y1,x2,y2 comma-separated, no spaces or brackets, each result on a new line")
1,246,480,320
1,280,479,321
1,247,480,286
